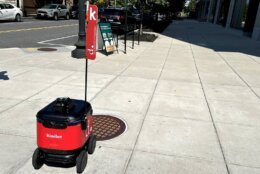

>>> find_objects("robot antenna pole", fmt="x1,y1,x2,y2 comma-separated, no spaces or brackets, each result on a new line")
85,59,88,103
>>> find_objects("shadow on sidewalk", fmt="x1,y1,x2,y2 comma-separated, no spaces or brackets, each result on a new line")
161,20,260,57
0,71,9,80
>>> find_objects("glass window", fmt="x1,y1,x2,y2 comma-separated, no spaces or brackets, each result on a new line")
4,4,14,9
43,4,58,9
208,0,217,23
216,0,231,26
231,0,249,29
104,9,124,16
0,4,5,9
71,6,78,10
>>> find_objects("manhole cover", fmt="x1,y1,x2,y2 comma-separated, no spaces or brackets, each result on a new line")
92,115,126,141
37,48,57,52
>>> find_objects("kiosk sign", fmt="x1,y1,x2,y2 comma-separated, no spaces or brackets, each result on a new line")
99,22,114,53
86,4,98,60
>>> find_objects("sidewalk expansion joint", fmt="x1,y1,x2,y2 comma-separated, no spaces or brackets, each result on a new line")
216,52,260,99
243,53,260,65
88,46,150,103
0,72,75,115
150,113,212,123
229,162,260,170
136,149,225,164
198,34,260,100
188,35,230,174
0,131,34,139
8,155,32,174
93,107,145,115
123,38,173,174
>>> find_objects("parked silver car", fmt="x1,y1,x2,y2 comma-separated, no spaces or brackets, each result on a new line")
36,4,69,20
0,3,23,22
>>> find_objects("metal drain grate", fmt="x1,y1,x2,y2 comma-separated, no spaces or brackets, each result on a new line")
92,115,126,141
37,48,57,52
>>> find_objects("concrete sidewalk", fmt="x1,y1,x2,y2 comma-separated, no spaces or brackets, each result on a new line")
0,20,260,174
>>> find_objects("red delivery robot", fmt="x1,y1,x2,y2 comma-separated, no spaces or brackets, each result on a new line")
32,98,96,173
33,4,98,174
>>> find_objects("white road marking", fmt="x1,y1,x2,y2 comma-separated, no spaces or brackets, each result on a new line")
37,35,77,47
0,24,77,33
0,21,33,25
38,35,77,43
0,20,71,26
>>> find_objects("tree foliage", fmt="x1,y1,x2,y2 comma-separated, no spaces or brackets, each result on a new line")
188,0,196,12
101,0,185,14
138,0,185,13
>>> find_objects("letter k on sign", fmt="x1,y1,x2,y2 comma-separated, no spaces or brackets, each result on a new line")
89,7,96,21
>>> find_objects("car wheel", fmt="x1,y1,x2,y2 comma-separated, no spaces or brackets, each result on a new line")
65,13,70,20
15,14,21,22
53,13,58,20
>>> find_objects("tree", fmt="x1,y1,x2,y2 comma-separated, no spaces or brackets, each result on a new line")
107,0,185,15
188,0,196,12
143,0,185,13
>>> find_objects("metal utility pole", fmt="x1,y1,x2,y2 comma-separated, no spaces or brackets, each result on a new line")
71,0,86,58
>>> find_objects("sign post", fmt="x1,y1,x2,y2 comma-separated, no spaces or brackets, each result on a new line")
85,4,98,102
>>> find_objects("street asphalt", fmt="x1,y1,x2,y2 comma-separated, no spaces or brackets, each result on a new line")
0,18,78,48
0,20,260,174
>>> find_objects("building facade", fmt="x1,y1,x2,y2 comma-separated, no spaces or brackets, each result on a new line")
196,0,260,41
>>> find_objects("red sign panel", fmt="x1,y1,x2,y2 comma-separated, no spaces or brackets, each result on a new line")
86,5,98,60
